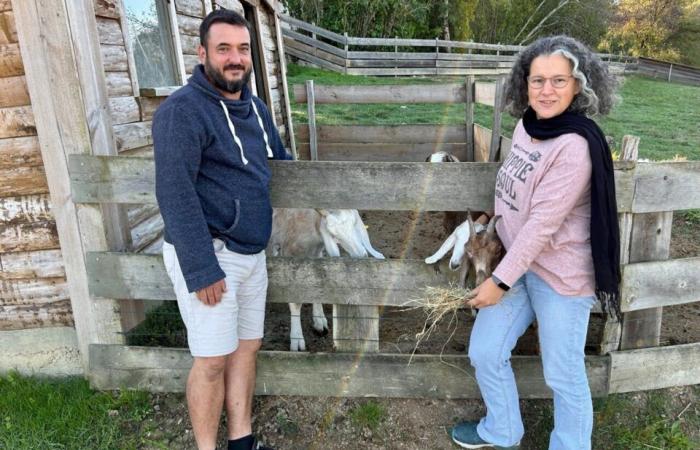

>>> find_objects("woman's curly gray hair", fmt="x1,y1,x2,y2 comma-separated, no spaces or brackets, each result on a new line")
504,35,618,118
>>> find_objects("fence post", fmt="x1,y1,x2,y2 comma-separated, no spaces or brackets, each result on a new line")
488,76,505,162
464,75,475,162
435,37,440,76
343,32,349,74
618,135,669,350
600,135,638,354
305,80,318,161
668,63,673,82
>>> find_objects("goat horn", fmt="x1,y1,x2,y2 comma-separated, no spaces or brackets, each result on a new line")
467,213,476,237
487,215,502,235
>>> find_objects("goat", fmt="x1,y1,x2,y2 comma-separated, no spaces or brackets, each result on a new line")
426,151,469,235
425,214,504,290
268,208,385,351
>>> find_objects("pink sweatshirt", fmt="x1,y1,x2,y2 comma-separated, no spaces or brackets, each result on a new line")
492,120,595,297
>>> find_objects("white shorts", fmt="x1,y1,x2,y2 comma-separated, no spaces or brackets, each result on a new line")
162,239,268,357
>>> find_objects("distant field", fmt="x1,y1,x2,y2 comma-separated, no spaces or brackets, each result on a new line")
287,64,700,161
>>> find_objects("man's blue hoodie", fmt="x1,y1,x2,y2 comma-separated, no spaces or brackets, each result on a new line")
153,64,292,293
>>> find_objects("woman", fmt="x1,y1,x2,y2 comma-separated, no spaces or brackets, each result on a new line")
451,35,620,450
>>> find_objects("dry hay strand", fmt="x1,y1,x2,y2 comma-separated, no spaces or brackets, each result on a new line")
404,285,476,374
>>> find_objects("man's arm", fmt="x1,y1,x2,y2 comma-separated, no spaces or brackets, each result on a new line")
153,104,225,294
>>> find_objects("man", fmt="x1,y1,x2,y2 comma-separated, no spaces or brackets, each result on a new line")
153,8,291,450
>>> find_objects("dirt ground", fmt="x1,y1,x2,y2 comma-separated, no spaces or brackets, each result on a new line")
130,212,699,449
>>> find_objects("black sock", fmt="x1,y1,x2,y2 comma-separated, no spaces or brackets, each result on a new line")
228,434,255,450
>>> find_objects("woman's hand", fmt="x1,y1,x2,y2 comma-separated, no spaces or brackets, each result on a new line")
467,277,505,309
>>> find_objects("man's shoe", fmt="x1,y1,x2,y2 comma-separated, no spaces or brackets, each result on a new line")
451,421,520,449
252,437,273,450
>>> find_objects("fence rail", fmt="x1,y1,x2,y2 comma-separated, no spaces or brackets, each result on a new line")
280,15,635,76
89,343,700,396
637,57,700,86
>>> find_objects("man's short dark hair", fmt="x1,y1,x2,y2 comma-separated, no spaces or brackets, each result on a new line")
199,8,251,47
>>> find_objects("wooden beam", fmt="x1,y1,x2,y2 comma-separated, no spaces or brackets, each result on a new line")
295,124,473,144
84,252,461,305
67,156,641,212
305,80,317,161
488,76,504,162
621,257,700,311
0,135,41,169
632,162,700,212
0,42,22,77
88,344,610,397
0,249,65,279
609,342,700,393
12,0,126,370
295,142,471,162
273,11,296,158
0,75,29,107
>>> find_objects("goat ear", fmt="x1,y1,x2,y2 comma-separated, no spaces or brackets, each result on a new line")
353,210,385,259
448,154,460,162
319,225,341,257
425,231,457,264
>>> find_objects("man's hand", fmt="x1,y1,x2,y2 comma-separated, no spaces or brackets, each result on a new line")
196,279,227,306
466,277,505,309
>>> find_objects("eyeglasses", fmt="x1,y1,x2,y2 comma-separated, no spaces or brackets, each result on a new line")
527,75,574,89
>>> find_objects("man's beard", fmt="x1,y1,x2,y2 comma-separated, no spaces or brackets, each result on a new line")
204,58,252,94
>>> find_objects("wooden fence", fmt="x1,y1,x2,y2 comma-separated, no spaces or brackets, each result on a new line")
637,57,700,86
281,15,635,77
68,152,700,395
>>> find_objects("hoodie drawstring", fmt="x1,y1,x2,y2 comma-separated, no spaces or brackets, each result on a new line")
219,100,274,165
250,101,274,158
220,100,248,165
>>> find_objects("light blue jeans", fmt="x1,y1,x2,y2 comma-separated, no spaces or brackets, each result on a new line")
468,271,596,450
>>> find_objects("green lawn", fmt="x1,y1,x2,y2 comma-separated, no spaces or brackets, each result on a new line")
286,64,700,160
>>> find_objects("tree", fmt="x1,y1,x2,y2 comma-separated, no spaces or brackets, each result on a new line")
600,0,687,61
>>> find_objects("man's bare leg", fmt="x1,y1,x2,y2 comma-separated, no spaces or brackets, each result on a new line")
225,339,262,440
188,355,228,450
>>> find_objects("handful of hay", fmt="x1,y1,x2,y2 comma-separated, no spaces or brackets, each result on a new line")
404,285,476,363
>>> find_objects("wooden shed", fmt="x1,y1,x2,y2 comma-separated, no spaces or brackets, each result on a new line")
0,0,294,375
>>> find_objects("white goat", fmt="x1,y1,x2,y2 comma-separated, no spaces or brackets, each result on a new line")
268,208,385,351
426,151,469,234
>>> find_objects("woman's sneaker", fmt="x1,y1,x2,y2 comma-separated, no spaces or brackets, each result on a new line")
451,421,520,449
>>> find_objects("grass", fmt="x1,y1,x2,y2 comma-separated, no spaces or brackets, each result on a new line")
0,372,154,449
286,64,700,161
348,400,387,431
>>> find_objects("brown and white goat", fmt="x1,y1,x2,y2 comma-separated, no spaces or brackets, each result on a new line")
268,208,385,351
425,214,504,289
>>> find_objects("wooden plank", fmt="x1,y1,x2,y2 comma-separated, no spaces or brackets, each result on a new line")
140,86,179,97
473,123,510,163
183,54,199,75
0,277,68,306
0,74,29,107
93,0,120,19
609,343,700,393
0,105,35,138
68,156,638,212
96,17,123,45
620,211,672,350
106,71,133,96
295,124,470,144
283,37,348,66
0,11,17,45
280,15,346,45
0,299,73,330
305,80,317,161
179,32,199,55
126,204,159,228
0,43,22,77
296,142,470,162
632,162,700,212
0,220,59,252
85,252,460,303
0,249,65,279
345,67,511,77
0,1,11,13
283,29,349,59
0,327,81,376
108,96,140,125
114,121,152,152
252,6,274,114
488,76,505,161
119,144,153,158
177,12,201,35
13,0,126,369
292,83,466,104
283,45,345,73
89,344,610,397
130,212,163,252
621,257,700,311
464,76,474,161
274,12,296,158
0,165,48,196
0,135,41,168
100,44,128,71
333,304,379,352
175,0,204,17
0,194,53,224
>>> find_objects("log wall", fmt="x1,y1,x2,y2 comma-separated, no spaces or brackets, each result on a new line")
0,1,72,331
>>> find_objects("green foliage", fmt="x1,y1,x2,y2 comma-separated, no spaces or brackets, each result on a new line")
349,400,386,431
0,372,153,449
680,209,700,224
126,301,186,347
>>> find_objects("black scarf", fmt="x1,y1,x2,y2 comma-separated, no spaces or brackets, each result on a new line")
522,107,621,320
